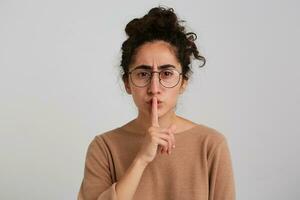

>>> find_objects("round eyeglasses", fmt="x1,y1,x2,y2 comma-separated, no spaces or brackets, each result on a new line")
128,68,183,88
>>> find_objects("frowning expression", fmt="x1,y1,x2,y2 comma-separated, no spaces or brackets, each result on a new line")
124,40,188,118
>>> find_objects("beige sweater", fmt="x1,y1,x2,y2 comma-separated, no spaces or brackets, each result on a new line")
78,123,235,200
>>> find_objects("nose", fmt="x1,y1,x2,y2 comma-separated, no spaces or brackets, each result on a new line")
148,72,160,95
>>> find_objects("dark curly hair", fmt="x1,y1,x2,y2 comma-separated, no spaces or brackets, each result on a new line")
120,6,206,83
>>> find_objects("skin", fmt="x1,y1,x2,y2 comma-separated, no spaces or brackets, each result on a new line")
123,40,197,153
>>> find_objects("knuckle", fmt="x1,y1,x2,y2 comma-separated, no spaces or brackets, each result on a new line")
167,135,172,142
163,140,168,146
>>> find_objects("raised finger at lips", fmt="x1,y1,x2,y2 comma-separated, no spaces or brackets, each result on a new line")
151,97,159,127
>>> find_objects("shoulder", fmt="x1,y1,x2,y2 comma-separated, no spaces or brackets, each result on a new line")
178,116,226,145
92,127,119,141
185,123,228,155
90,126,130,149
186,123,227,143
84,127,123,158
195,124,233,163
199,123,226,143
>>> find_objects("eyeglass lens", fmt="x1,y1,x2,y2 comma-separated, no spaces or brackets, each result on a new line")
130,68,181,88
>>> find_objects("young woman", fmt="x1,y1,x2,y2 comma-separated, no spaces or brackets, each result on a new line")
78,6,235,200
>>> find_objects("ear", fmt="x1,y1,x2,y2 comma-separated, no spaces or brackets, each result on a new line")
124,79,132,94
179,79,188,94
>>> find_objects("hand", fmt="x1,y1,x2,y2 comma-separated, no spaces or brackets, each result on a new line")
135,97,176,165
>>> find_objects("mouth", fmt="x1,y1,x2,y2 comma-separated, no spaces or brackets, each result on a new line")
147,99,162,105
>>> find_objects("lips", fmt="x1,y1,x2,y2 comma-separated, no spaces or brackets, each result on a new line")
147,98,162,104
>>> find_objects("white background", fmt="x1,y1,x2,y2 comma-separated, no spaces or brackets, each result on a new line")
1,0,299,199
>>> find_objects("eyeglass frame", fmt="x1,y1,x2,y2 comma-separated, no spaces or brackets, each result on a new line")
128,68,183,88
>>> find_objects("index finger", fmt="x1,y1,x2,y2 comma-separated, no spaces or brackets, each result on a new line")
151,97,159,127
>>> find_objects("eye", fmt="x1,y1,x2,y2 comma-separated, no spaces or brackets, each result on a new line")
161,70,174,77
137,71,150,78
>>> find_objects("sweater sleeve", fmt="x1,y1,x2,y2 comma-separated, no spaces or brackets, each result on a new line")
78,136,118,200
208,137,236,200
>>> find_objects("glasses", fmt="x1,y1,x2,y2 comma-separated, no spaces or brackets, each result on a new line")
128,68,183,88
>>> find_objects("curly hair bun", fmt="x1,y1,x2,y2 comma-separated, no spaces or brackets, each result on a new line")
125,7,183,37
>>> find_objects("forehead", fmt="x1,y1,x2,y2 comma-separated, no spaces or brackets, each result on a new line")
129,41,181,70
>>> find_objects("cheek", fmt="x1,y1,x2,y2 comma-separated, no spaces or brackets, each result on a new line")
131,89,146,106
166,90,180,106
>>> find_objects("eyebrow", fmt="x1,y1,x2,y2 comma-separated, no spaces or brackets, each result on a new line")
131,64,176,71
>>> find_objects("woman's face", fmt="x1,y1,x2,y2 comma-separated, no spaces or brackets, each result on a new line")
124,40,187,118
